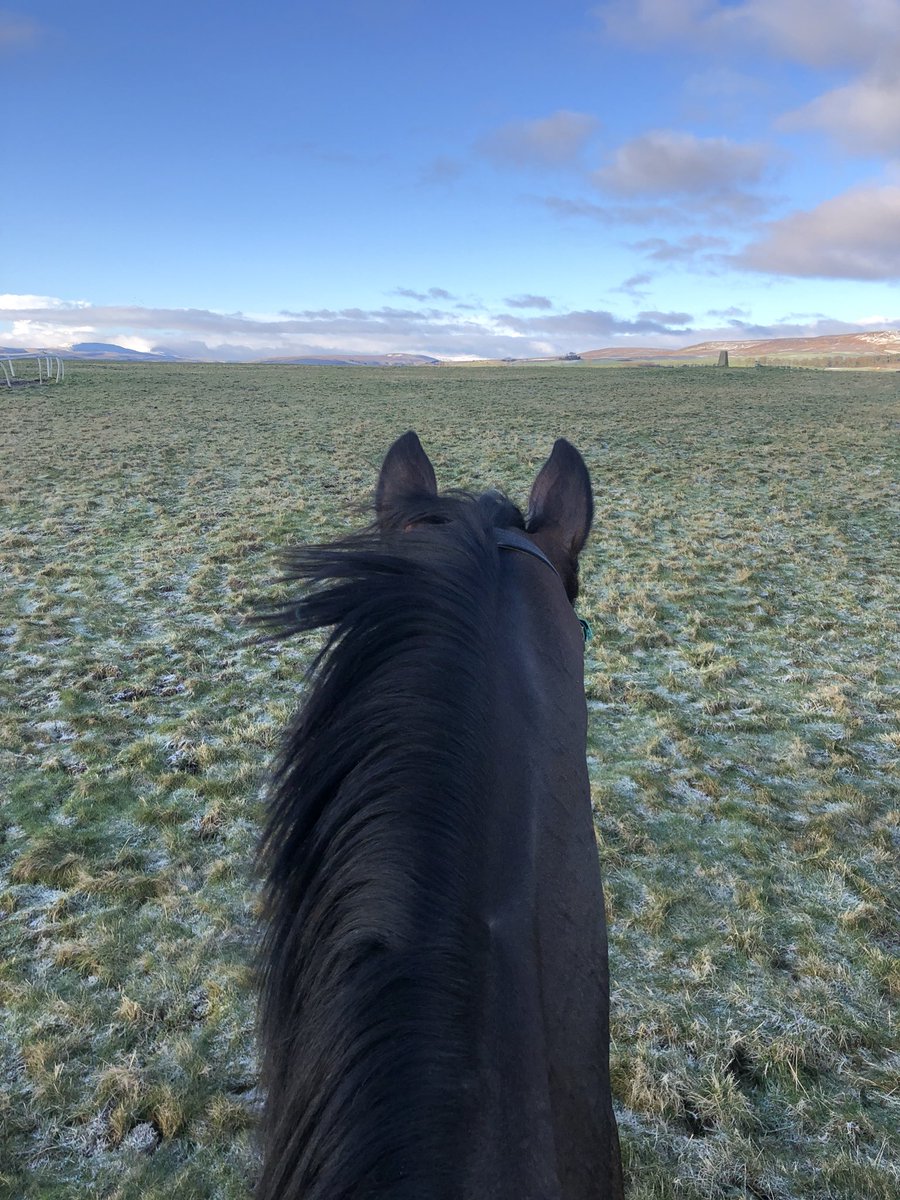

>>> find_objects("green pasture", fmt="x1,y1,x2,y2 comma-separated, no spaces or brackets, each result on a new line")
1,362,898,1198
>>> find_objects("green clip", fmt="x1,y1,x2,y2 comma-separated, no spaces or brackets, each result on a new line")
579,617,593,644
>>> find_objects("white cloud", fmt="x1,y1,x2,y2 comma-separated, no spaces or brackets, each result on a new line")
612,273,654,297
780,72,900,156
394,286,456,302
0,293,90,311
1,319,96,348
494,308,695,339
540,194,688,225
596,1,711,45
595,1,900,68
726,0,900,69
504,294,554,309
592,131,770,212
854,312,893,324
111,336,159,354
631,234,729,263
476,110,600,170
738,184,900,279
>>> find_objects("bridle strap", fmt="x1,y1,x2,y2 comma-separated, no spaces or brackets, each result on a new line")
494,528,562,583
494,527,593,644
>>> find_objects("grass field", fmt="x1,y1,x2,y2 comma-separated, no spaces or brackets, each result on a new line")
2,362,898,1199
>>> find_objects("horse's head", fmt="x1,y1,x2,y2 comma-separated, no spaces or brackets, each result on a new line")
376,428,592,596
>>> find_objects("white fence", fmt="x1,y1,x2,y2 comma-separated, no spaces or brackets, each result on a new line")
1,350,66,388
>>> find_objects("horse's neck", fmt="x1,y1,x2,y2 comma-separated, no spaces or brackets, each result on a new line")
463,567,603,1199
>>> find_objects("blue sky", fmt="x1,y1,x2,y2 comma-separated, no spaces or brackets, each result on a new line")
3,0,900,359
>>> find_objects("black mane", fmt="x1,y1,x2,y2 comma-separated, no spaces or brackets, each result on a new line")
256,490,525,1200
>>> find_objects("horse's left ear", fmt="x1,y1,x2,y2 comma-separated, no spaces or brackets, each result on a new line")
526,439,593,566
376,430,438,522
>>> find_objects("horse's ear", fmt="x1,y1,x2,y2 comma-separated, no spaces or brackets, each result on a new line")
526,439,593,561
376,431,438,520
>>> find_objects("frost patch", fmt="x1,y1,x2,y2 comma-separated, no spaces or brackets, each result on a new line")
33,720,76,743
122,1122,160,1153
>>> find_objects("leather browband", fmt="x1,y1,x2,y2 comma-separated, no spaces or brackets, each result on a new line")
493,528,562,582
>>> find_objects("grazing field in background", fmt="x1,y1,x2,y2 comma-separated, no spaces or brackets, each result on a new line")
1,362,898,1200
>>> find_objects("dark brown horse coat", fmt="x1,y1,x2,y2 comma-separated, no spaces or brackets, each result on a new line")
257,432,623,1199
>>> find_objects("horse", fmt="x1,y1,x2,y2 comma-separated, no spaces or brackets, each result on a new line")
256,431,623,1199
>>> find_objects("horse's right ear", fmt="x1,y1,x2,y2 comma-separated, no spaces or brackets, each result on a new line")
526,438,593,560
376,431,438,521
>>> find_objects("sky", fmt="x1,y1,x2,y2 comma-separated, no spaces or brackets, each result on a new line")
3,0,900,360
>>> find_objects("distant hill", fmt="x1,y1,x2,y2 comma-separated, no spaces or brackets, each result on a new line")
65,343,181,361
4,331,898,367
578,330,900,365
260,353,440,366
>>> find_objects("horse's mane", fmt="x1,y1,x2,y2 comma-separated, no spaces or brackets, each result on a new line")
256,489,524,1200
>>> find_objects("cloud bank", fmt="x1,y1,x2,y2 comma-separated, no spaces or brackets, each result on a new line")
0,295,693,359
3,293,897,360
